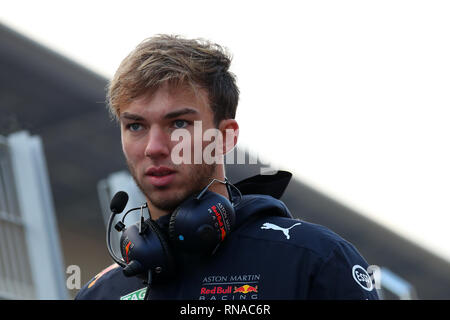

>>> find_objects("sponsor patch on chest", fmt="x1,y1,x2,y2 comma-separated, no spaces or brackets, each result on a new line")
199,274,261,300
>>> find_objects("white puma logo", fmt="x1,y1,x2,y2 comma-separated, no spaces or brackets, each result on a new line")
260,222,302,239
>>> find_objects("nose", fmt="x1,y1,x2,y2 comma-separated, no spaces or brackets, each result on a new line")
144,125,170,160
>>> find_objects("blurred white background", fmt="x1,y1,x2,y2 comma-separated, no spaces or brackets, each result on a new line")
1,0,449,262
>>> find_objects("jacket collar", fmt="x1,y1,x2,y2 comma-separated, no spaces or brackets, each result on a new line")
233,171,293,227
233,170,292,200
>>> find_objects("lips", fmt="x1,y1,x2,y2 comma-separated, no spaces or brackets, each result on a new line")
145,166,176,187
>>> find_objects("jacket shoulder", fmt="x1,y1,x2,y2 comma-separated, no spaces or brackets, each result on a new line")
234,194,346,255
235,214,379,299
237,214,352,256
75,264,119,300
75,264,144,300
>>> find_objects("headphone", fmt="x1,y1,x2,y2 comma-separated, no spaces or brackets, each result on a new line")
106,178,242,286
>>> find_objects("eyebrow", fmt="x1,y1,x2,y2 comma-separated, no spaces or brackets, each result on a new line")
120,112,145,121
119,108,199,122
163,108,199,119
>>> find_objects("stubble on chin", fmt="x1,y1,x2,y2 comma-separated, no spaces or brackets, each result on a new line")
126,160,216,212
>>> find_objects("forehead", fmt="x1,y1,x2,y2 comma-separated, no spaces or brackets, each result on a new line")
120,83,211,117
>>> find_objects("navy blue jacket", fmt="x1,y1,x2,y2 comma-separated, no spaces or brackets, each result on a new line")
75,172,379,300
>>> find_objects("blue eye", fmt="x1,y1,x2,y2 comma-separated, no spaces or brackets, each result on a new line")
127,123,142,131
174,120,188,129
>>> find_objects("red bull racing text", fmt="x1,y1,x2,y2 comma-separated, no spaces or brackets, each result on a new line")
199,274,260,300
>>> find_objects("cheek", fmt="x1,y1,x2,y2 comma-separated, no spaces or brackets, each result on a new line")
121,134,130,158
121,135,142,162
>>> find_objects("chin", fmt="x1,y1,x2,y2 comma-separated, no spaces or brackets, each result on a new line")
147,188,189,212
149,196,183,212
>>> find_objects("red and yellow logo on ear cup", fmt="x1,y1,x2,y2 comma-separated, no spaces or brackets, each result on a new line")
125,242,132,263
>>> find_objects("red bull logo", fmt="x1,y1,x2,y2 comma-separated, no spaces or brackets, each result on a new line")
199,274,261,300
233,285,258,294
200,286,232,295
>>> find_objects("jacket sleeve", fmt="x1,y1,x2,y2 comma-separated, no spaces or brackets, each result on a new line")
308,240,380,300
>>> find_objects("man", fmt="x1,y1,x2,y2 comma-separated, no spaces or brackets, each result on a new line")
76,35,379,300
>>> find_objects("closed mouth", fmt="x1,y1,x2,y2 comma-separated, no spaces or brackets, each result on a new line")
145,166,176,176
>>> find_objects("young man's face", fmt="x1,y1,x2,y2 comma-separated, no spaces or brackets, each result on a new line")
119,83,220,212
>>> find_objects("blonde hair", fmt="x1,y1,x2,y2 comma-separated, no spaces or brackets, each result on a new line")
107,34,239,126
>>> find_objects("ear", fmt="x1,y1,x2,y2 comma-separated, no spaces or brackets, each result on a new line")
218,119,239,155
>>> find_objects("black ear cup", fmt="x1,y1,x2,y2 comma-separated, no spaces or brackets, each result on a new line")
119,219,175,281
116,181,240,284
168,190,236,255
